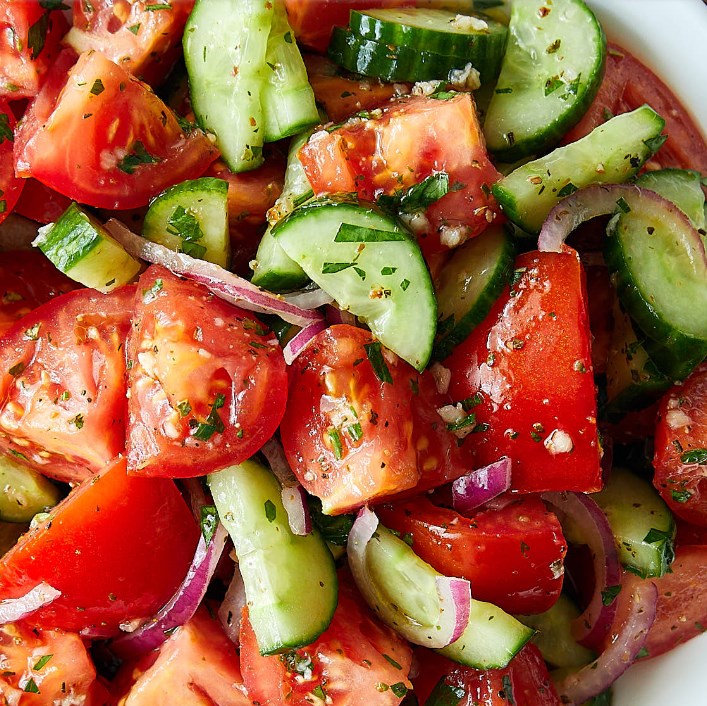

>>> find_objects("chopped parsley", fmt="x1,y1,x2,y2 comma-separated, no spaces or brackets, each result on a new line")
33,654,53,671
680,448,707,465
176,399,192,417
0,113,13,143
378,172,450,214
327,427,343,460
27,12,50,60
557,181,578,197
8,362,25,377
364,341,393,384
142,278,164,303
601,584,622,606
193,393,226,441
24,322,41,340
200,504,218,543
90,78,105,96
117,141,161,174
24,678,40,694
264,499,277,523
166,205,206,259
671,489,693,503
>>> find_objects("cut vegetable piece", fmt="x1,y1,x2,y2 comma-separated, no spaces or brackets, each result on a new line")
604,188,707,380
594,467,676,579
433,225,514,360
493,106,665,234
0,454,61,523
483,0,606,161
635,168,706,232
33,203,142,293
184,0,273,172
261,0,319,141
143,177,230,269
208,460,337,654
272,196,436,371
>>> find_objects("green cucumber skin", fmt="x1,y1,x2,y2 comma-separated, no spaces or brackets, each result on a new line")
483,0,606,162
594,467,676,579
272,196,437,371
251,224,309,292
39,203,102,272
208,460,337,655
0,454,61,523
493,106,665,234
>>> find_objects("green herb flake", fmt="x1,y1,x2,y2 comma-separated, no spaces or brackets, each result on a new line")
312,685,326,700
166,205,206,259
33,654,53,671
546,38,561,53
557,182,578,197
616,196,631,214
24,678,40,694
90,78,105,96
382,654,402,670
400,279,410,291
193,393,226,441
142,278,164,303
636,647,650,659
127,23,141,34
334,223,405,243
601,584,622,606
200,504,218,543
671,489,693,503
8,362,25,377
71,414,84,429
117,141,161,174
381,266,397,276
264,499,277,523
544,75,564,96
681,449,707,465
145,2,172,9
501,674,515,705
322,261,354,274
446,412,476,432
364,341,393,384
27,12,50,60
24,322,41,340
0,113,13,144
328,427,344,460
0,200,6,214
390,683,408,698
176,399,192,417
495,87,513,94
284,31,293,44
644,135,668,153
378,172,449,215
347,422,363,442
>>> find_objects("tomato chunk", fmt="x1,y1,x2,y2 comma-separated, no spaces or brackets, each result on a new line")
444,249,602,494
653,363,707,526
298,93,502,257
0,98,24,223
0,285,133,484
14,178,73,224
378,496,566,615
241,575,413,706
14,49,218,209
0,456,198,635
126,266,287,477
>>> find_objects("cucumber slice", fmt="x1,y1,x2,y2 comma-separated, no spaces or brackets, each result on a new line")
594,467,676,579
272,196,436,370
208,460,337,655
261,0,319,141
516,594,595,669
493,105,665,234
0,454,61,523
143,177,230,268
635,168,706,232
328,27,472,83
604,189,707,380
184,0,272,172
34,203,141,292
349,9,508,84
483,0,606,161
364,523,533,669
433,225,514,360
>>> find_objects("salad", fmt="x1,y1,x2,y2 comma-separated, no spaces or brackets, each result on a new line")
0,0,706,705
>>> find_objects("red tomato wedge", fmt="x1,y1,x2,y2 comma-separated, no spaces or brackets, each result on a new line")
444,249,602,494
653,363,707,526
240,575,413,706
0,456,199,636
14,49,218,210
0,1,68,99
0,285,133,485
67,0,194,86
0,249,78,337
0,98,24,224
562,43,707,173
14,177,73,224
114,607,250,706
0,622,109,706
126,266,287,477
298,93,502,257
378,496,567,615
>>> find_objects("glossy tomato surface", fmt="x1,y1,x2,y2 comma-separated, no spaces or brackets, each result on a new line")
378,495,567,615
14,49,218,209
0,284,133,484
0,99,24,223
241,575,413,706
126,266,287,477
445,249,602,494
0,456,198,635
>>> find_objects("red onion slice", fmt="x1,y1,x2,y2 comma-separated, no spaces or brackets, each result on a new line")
110,522,228,659
261,437,296,487
282,319,327,365
325,305,357,326
283,288,333,310
452,457,512,514
105,219,323,328
542,491,622,650
281,485,312,536
538,184,643,252
0,583,60,624
218,567,246,646
554,575,658,705
347,506,471,649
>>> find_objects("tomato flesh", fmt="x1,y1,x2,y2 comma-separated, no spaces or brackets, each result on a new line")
0,456,198,635
126,266,288,477
0,98,25,224
444,249,602,494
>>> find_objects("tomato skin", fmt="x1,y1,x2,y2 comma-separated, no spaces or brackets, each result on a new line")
241,575,413,706
0,622,109,706
0,456,199,635
126,266,288,478
114,607,250,706
0,98,25,223
562,43,707,173
14,178,73,224
653,363,707,526
0,285,133,484
14,49,218,210
69,0,194,87
0,249,79,337
0,1,68,99
298,93,502,258
378,496,566,615
444,249,602,494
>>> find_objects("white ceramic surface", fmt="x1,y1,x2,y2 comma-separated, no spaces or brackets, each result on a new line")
582,1,707,703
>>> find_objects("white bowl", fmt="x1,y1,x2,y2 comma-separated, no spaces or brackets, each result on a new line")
583,1,707,703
